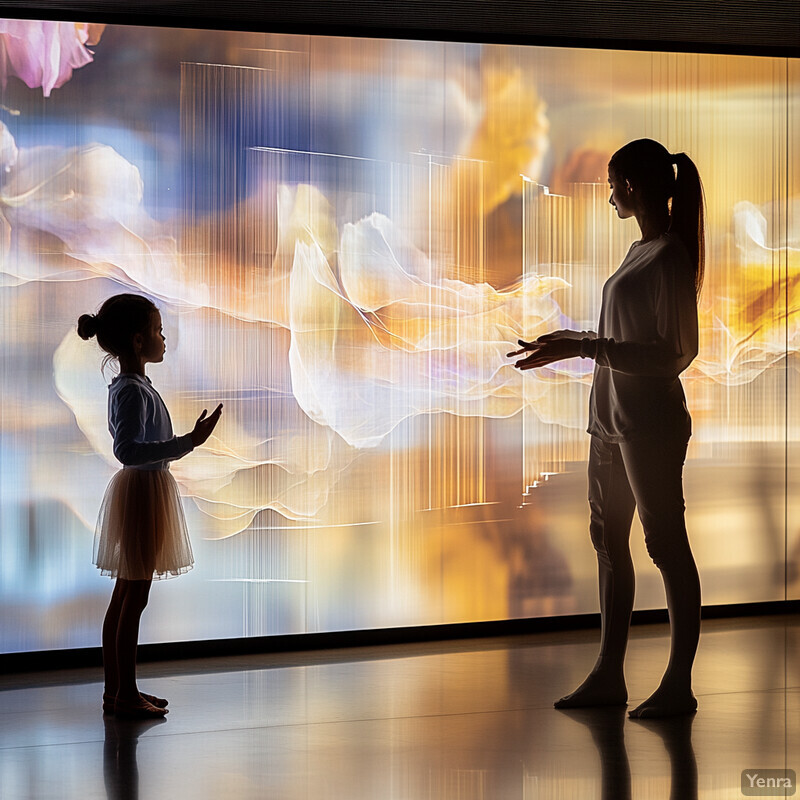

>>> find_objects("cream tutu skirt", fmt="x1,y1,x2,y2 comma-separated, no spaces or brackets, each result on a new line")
94,468,194,580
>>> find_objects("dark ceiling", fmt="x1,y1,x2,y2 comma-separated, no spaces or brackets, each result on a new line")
0,0,798,57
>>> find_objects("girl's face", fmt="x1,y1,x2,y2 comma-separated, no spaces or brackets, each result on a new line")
137,310,166,364
608,168,635,219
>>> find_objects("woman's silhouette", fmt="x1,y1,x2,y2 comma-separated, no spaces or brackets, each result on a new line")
509,138,704,717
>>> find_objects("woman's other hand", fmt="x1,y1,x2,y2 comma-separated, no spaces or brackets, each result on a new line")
506,336,582,370
535,329,588,342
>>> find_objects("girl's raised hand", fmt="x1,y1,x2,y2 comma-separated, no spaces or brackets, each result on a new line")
190,403,223,447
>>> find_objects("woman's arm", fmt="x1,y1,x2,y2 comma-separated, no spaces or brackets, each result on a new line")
112,384,194,466
507,330,597,369
509,250,698,375
582,335,696,377
587,255,698,377
537,329,598,342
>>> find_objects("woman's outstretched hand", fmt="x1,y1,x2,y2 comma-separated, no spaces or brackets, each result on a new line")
534,329,587,342
507,335,582,370
190,403,223,447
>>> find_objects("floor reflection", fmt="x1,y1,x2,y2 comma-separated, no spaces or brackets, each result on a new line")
557,708,632,798
103,715,166,800
556,708,698,800
633,716,698,800
0,615,794,799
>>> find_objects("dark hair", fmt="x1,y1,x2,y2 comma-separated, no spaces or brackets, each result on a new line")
77,294,159,368
609,138,705,297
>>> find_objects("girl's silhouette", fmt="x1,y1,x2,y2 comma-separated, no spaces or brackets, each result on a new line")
509,138,704,717
78,294,222,718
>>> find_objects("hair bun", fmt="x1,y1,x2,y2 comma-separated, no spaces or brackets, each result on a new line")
77,313,98,340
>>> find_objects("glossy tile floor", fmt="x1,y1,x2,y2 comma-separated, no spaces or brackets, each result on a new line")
1,615,798,799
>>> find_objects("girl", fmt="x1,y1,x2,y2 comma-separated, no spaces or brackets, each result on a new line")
78,293,223,718
508,138,704,718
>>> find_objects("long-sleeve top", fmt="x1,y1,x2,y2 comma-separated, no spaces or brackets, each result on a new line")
584,232,698,442
108,373,194,470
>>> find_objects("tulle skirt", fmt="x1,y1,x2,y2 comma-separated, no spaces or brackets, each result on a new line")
94,468,194,581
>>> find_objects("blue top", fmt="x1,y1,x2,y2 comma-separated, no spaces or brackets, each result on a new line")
108,373,194,470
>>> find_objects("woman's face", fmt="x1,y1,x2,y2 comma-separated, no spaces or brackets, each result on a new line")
138,310,166,363
608,168,635,219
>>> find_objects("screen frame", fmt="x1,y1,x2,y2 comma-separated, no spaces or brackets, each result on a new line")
0,0,797,58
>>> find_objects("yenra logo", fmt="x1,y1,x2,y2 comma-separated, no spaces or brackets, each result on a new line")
741,769,796,796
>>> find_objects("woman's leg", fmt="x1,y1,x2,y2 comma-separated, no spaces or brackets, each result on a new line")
620,436,701,717
555,436,636,707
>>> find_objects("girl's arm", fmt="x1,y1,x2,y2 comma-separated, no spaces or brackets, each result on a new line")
112,384,194,466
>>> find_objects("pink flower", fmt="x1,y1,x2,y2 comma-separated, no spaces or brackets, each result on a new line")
0,20,104,97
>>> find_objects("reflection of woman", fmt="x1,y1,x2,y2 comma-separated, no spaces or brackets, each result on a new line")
509,138,704,717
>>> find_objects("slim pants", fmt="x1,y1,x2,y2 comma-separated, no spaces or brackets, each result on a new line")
587,434,701,675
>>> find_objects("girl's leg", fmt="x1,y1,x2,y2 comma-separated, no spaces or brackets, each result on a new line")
555,437,636,707
114,578,159,708
102,579,168,712
620,437,701,717
102,580,126,701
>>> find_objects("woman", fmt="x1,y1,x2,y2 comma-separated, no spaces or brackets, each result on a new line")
509,138,704,718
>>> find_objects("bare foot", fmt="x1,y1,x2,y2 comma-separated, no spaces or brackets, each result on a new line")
629,684,697,718
114,697,168,719
103,691,168,714
140,692,168,708
554,671,628,709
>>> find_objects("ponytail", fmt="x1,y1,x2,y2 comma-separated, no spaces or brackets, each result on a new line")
610,139,706,299
77,313,98,340
670,152,705,298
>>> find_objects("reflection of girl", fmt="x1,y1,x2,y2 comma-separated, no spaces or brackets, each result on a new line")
78,294,222,718
509,139,704,717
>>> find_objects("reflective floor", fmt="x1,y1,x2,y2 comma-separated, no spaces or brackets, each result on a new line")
1,615,798,799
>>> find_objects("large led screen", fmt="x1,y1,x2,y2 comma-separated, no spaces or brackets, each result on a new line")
1,20,798,652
